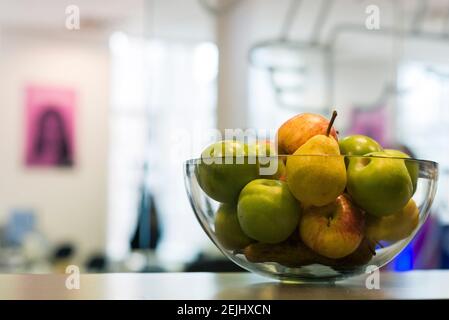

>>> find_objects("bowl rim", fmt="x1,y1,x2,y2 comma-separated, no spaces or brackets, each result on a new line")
184,155,439,167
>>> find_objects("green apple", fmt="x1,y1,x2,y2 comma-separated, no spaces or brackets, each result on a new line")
339,135,383,156
247,140,275,157
248,140,285,179
347,151,413,217
237,179,300,244
271,159,286,180
196,140,259,204
384,149,418,194
247,140,286,180
214,204,253,250
259,157,286,180
366,199,419,242
299,194,365,259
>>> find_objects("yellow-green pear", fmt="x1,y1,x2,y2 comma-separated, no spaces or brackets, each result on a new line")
286,111,346,207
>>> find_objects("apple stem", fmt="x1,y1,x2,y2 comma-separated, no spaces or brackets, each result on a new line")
326,110,338,136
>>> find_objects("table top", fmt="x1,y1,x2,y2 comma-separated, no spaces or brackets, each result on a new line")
0,271,448,300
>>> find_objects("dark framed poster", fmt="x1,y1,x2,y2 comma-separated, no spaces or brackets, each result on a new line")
24,85,76,168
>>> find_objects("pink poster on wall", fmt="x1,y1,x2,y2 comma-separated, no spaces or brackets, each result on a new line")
25,85,76,168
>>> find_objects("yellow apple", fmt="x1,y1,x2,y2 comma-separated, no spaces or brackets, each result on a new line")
366,199,419,242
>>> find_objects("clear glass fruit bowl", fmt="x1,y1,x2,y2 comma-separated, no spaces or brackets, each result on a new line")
184,155,438,282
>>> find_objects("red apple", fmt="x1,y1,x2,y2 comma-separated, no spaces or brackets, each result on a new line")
277,113,338,154
299,194,364,259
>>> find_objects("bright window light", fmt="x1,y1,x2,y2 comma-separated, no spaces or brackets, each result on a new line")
193,42,218,84
109,31,129,56
107,34,217,263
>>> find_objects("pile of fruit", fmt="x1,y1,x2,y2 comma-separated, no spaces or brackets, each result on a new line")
196,111,419,270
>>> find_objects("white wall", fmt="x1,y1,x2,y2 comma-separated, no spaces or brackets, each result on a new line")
0,31,110,262
227,0,420,138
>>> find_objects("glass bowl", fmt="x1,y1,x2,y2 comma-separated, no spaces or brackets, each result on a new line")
184,155,438,282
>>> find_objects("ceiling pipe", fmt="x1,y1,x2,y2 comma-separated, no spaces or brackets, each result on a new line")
310,0,334,45
279,0,302,41
410,0,428,34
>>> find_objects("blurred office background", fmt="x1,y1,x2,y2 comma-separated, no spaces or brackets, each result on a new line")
0,0,448,273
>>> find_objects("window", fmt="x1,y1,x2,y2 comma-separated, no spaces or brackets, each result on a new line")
108,32,218,263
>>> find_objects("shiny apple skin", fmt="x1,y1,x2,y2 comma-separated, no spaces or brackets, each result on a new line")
299,194,365,259
339,135,383,156
237,179,301,244
196,140,259,204
384,149,419,194
347,151,414,217
277,113,338,155
215,204,254,250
